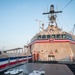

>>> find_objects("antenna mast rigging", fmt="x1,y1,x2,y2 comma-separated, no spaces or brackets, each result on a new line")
43,5,62,26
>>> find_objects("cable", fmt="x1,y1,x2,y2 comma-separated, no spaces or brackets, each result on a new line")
62,0,73,10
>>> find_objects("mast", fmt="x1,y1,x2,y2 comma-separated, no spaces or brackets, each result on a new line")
43,5,62,26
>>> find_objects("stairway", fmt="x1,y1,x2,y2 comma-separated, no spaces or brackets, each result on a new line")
66,64,75,75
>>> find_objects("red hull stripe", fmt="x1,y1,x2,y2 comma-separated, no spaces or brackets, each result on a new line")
30,39,75,45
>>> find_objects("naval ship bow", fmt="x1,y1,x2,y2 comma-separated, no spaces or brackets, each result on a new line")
27,5,75,63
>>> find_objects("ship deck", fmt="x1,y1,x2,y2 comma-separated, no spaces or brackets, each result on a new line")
24,63,74,75
2,62,74,75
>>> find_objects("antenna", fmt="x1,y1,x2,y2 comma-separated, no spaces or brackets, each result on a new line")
43,5,62,26
62,0,73,10
35,19,44,32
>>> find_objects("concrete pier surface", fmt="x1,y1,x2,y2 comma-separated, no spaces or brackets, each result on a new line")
25,63,74,75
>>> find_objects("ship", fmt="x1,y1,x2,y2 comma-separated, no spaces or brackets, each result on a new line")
27,4,75,63
1,4,75,75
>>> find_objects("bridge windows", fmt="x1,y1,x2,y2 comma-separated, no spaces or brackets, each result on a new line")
66,34,72,40
42,35,46,39
38,35,41,39
52,34,55,38
62,34,66,39
47,35,50,39
56,34,61,39
37,34,73,40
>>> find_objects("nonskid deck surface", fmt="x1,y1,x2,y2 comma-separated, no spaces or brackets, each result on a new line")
2,63,74,75
24,63,74,75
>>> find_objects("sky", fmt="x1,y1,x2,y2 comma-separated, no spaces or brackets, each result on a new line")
0,0,75,50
